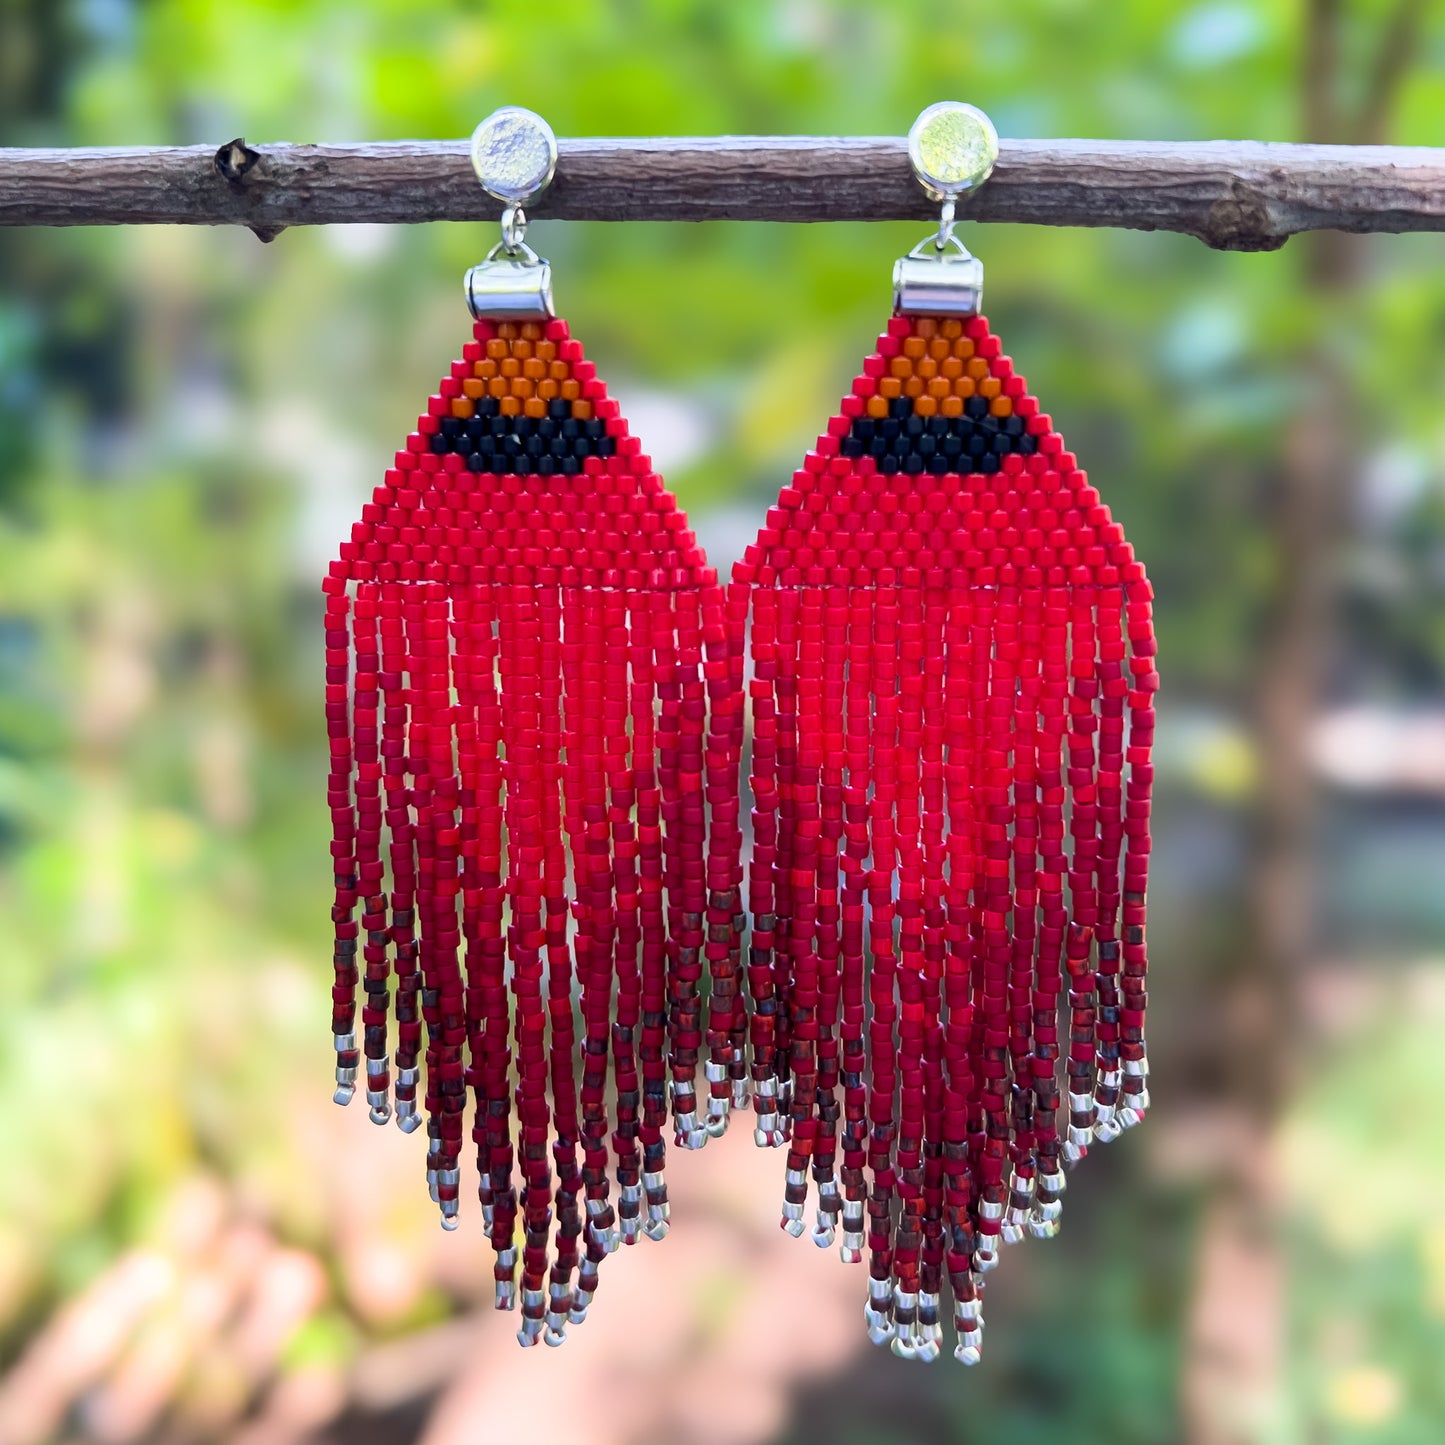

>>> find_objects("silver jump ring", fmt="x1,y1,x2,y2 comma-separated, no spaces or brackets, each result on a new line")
501,205,528,255
934,197,957,251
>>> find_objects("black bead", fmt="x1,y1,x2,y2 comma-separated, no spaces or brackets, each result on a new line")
904,415,925,438
549,398,571,419
840,436,866,458
466,452,488,472
868,437,888,458
902,453,925,475
560,418,581,440
854,419,876,441
879,419,901,442
489,415,509,437
560,455,581,475
1004,415,1025,437
475,396,499,419
597,436,616,458
879,453,900,473
572,438,591,458
585,419,605,440
439,417,463,438
978,453,1000,475
966,396,989,419
515,416,535,438
888,396,913,419
927,453,950,475
1019,434,1038,455
941,436,963,459
927,416,949,436
917,434,937,457
429,434,450,454
535,455,555,476
967,435,988,458
992,434,1010,455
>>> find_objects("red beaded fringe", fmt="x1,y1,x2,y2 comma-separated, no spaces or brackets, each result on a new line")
324,318,744,1347
731,313,1156,1364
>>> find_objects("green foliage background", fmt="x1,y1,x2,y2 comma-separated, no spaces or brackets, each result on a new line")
2,2,1445,1441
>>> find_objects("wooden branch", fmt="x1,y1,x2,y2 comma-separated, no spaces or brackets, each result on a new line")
2,135,1445,250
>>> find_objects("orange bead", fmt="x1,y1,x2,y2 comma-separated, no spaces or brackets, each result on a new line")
462,378,487,399
915,318,937,340
535,340,556,362
549,360,569,381
523,358,547,380
979,376,1001,399
915,357,938,380
474,358,498,379
941,357,963,380
902,336,927,359
990,396,1013,417
561,380,580,401
954,376,976,398
879,377,902,399
510,377,534,397
520,321,543,342
488,377,508,398
967,357,989,381
954,337,976,360
941,319,963,340
867,394,889,419
573,399,593,421
929,337,951,361
941,395,964,417
538,379,559,400
904,376,925,397
486,338,509,361
500,357,521,379
890,356,913,379
914,395,938,417
450,398,474,419
500,395,522,416
928,377,951,399
524,396,546,418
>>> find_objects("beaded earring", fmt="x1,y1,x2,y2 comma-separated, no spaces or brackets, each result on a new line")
730,103,1157,1364
323,109,744,1348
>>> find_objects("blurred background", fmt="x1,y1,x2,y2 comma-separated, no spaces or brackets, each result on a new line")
2,2,1445,1442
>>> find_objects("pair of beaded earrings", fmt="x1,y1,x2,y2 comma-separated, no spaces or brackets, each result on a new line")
323,103,1156,1365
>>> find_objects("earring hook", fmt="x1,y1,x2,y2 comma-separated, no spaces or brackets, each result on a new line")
465,106,558,320
893,101,998,317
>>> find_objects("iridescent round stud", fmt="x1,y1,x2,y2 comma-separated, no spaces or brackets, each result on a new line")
906,100,999,201
470,105,558,206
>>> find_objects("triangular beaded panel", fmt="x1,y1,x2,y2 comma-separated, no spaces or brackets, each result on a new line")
733,314,1140,591
336,318,716,591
